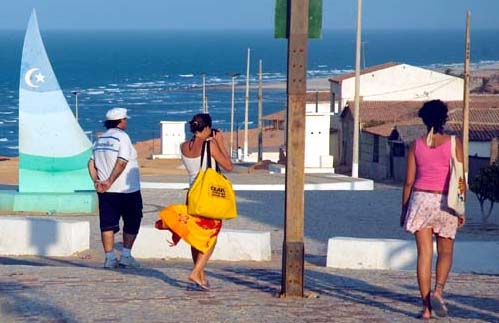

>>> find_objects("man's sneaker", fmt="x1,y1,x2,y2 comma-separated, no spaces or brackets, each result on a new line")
103,257,118,269
119,255,141,268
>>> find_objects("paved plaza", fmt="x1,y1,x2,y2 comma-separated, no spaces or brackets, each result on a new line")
1,257,498,322
1,172,499,322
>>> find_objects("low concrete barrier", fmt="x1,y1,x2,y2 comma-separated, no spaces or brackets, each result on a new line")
326,237,499,274
133,226,271,261
0,216,89,256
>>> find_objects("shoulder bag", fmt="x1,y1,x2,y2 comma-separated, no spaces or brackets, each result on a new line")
447,135,465,215
187,141,237,220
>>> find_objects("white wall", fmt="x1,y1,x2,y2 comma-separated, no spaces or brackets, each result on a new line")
470,141,491,158
306,102,330,114
159,121,186,158
305,113,331,168
336,64,464,107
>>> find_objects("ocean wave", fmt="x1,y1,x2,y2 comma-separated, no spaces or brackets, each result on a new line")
167,109,197,115
86,90,105,95
7,146,18,150
0,111,14,115
179,74,194,78
0,138,7,142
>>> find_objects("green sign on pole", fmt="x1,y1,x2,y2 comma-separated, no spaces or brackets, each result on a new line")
274,0,323,39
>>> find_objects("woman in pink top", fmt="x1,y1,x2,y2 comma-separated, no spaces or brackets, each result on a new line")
401,100,466,320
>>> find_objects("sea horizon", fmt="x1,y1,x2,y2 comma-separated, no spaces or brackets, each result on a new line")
1,29,499,157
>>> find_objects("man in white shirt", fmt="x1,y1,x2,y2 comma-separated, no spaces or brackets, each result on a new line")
88,107,142,269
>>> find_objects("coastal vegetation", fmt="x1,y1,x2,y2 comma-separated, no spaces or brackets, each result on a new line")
470,161,499,224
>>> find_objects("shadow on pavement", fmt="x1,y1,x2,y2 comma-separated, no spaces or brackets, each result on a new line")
0,280,75,322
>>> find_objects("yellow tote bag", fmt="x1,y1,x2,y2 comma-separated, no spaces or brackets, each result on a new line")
187,141,237,220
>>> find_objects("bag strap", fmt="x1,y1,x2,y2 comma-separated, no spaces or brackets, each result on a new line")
201,140,221,173
199,140,207,168
450,135,457,159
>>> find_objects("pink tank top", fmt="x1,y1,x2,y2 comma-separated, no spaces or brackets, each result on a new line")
413,137,451,192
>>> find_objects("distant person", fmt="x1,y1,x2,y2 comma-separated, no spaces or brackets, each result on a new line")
401,100,465,320
88,107,143,269
179,113,233,290
237,146,243,162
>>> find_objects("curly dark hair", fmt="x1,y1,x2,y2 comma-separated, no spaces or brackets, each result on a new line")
418,100,448,134
189,113,212,134
103,119,122,129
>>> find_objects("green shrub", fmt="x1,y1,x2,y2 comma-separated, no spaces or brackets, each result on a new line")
470,162,499,223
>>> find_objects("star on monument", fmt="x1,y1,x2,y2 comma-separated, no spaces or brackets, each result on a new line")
35,72,45,83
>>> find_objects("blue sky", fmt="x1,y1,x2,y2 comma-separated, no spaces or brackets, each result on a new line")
1,0,498,30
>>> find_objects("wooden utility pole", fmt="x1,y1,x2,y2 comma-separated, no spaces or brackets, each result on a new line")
282,0,308,297
258,59,264,162
352,0,362,178
463,10,471,177
244,48,251,160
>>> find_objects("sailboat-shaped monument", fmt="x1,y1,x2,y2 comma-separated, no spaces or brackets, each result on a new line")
0,10,96,213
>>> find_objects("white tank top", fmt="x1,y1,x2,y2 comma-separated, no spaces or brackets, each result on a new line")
181,143,215,186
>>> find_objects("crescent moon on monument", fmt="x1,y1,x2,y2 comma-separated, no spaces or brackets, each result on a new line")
24,68,40,88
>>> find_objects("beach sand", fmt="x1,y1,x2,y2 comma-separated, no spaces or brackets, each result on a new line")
0,127,285,185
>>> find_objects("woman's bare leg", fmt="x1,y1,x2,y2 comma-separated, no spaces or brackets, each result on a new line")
415,228,434,318
189,243,216,288
434,236,454,299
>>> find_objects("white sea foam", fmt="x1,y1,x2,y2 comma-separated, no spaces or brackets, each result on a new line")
167,109,196,115
0,111,14,115
86,91,105,95
7,146,18,150
179,74,194,78
0,138,7,142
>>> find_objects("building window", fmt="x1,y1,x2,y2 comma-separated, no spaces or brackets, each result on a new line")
373,135,379,163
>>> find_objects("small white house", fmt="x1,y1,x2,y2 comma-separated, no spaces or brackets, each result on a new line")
329,62,464,110
152,121,186,159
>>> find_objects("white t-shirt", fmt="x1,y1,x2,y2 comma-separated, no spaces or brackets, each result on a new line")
91,128,140,193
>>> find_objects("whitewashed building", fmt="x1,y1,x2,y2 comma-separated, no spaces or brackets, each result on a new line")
329,62,465,168
329,62,464,111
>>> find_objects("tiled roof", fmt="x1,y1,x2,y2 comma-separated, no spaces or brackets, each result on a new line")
262,110,285,121
328,62,400,83
342,101,422,123
359,96,499,142
447,123,499,141
306,91,330,102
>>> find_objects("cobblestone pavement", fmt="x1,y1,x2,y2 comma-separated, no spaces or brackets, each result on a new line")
1,177,498,322
1,258,498,323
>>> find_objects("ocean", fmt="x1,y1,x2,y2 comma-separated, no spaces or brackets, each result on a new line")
1,29,499,157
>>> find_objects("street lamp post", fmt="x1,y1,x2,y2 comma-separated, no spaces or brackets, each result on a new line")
202,73,207,113
229,73,241,160
71,91,80,122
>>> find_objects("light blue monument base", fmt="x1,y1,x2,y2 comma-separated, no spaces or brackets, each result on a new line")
0,190,97,214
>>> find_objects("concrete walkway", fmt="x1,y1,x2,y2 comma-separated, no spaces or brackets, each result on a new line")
0,257,498,322
1,171,498,322
141,171,374,191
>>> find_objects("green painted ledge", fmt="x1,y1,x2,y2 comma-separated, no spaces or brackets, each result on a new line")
0,190,97,214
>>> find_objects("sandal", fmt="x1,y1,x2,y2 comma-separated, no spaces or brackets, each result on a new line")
430,294,448,317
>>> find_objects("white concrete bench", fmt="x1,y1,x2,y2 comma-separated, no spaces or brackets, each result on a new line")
133,226,271,261
0,216,89,256
326,237,499,274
